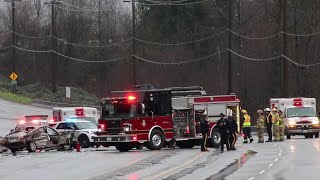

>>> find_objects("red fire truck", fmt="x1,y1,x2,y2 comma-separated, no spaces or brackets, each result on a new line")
93,85,241,151
171,90,241,148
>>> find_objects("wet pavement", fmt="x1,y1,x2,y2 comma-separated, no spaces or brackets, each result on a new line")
1,99,320,180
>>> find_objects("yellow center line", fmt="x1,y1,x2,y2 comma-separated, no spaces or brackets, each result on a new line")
145,152,206,180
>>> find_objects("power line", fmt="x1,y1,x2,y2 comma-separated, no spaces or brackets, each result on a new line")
0,46,12,51
13,45,50,53
52,4,113,12
134,29,227,45
228,49,282,61
228,29,282,40
134,0,210,6
12,31,50,39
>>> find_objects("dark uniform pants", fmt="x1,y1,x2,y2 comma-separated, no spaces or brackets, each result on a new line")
229,132,236,149
220,131,230,151
266,123,272,141
201,133,208,151
243,127,252,142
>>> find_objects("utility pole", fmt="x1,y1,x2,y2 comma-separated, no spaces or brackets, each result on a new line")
11,0,16,73
282,0,288,97
227,0,233,94
131,0,137,85
51,0,57,92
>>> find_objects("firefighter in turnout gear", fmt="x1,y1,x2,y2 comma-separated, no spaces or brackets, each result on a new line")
242,109,253,143
228,112,238,150
217,113,230,153
278,110,285,141
271,108,280,142
200,114,209,152
256,110,265,143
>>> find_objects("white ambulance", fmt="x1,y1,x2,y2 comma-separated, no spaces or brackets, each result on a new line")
270,97,320,139
51,107,99,126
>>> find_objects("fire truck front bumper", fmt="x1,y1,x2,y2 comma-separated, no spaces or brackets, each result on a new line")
93,134,138,144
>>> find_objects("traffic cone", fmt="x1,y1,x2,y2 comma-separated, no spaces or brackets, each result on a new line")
76,142,81,152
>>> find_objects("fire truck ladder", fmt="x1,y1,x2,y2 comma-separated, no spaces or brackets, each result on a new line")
168,86,207,97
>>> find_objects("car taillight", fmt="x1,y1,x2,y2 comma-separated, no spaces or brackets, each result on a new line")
32,120,39,124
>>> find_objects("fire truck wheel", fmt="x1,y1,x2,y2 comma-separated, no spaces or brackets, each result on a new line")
115,145,132,152
148,129,165,150
315,133,319,138
27,141,37,152
79,135,90,148
210,128,221,148
176,140,194,148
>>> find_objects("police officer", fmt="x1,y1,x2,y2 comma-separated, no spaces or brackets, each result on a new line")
264,108,273,142
228,112,238,150
217,113,230,153
242,109,253,143
256,110,265,143
200,114,209,152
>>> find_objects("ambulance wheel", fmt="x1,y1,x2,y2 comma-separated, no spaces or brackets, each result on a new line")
211,128,221,148
315,133,319,138
27,141,37,152
147,129,165,150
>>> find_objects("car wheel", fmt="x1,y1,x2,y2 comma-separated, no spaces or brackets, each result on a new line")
27,141,37,152
315,133,319,138
79,135,90,148
147,129,165,150
210,128,221,148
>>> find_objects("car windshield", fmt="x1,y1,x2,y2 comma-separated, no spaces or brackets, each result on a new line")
101,101,136,119
67,117,97,125
74,122,97,130
287,107,316,117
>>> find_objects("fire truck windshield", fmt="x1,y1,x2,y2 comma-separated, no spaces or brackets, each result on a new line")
101,101,137,119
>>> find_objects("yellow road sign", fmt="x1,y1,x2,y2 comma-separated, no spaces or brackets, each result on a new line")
9,72,18,80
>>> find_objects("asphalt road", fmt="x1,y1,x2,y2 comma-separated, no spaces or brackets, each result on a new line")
1,98,320,180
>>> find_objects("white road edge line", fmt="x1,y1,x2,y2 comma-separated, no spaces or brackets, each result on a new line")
269,163,273,167
39,164,47,167
16,170,25,174
248,177,255,180
275,158,279,162
259,170,266,174
278,153,282,155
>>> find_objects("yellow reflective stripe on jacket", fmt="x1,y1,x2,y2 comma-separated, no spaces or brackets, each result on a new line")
243,114,251,127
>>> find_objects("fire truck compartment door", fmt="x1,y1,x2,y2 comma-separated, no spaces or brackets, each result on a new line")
207,104,226,121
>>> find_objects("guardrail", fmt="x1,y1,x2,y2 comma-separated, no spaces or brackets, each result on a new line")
32,99,99,109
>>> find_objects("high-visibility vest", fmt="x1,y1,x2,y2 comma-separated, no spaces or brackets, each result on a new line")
272,113,280,125
243,114,251,127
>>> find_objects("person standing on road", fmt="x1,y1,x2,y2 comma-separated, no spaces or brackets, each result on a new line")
200,114,209,152
264,108,273,142
271,108,280,142
217,113,230,153
278,110,285,141
256,110,265,143
228,112,238,150
242,109,253,143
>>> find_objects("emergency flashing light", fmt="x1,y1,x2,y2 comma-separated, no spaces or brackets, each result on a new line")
128,96,136,101
18,120,26,124
133,136,137,141
32,120,39,124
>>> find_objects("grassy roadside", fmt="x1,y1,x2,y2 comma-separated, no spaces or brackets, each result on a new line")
0,91,32,104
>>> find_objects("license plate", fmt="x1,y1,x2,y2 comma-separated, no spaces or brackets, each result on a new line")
303,130,308,133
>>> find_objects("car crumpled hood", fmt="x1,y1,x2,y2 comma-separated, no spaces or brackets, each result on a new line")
5,131,27,139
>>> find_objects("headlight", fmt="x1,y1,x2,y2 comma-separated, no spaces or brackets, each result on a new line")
312,119,319,125
123,123,132,132
86,131,94,134
289,120,296,126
